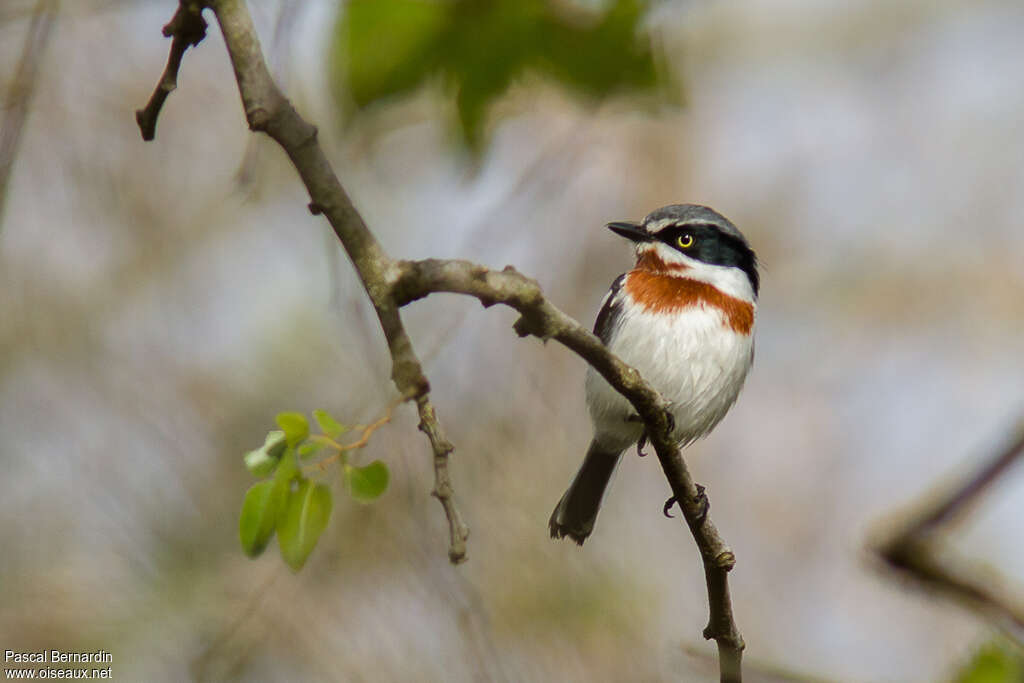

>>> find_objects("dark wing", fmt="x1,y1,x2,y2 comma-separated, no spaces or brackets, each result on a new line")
593,274,626,346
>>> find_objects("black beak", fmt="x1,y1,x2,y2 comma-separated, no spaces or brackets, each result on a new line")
607,221,650,243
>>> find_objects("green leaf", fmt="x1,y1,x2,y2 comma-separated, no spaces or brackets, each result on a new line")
345,460,390,503
243,430,287,477
313,409,348,440
953,642,1023,683
297,440,326,461
332,0,669,153
276,412,309,447
277,480,333,571
337,0,447,108
274,448,300,484
239,479,287,557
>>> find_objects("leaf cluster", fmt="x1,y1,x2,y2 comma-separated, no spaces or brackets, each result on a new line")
239,411,390,570
332,0,667,151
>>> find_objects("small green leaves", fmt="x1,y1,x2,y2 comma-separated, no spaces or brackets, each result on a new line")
239,479,287,557
241,409,391,571
345,460,390,503
243,430,287,477
313,409,348,440
277,480,333,571
276,412,309,447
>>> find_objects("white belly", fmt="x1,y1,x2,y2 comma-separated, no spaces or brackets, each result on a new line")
585,303,754,451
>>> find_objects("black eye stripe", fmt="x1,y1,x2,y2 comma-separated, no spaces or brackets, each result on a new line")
652,223,759,296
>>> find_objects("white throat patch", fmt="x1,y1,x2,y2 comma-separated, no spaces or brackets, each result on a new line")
636,242,755,303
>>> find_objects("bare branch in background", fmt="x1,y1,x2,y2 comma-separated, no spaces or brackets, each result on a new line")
0,0,57,228
137,0,745,678
876,421,1024,635
134,1,208,141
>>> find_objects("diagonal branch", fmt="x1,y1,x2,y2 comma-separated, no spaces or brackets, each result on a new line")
875,422,1024,633
0,0,57,229
141,1,745,678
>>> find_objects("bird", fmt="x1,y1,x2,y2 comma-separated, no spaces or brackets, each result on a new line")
549,204,759,545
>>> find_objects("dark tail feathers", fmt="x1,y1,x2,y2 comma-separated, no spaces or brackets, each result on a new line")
549,441,624,545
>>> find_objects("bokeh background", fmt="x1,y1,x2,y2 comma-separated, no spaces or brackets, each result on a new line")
2,0,1023,681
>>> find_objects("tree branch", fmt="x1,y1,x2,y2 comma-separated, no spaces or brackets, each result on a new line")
203,0,466,563
875,421,1024,634
393,258,745,671
134,1,208,141
140,1,745,678
417,395,470,564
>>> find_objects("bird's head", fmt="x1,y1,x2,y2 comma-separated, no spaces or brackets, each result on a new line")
608,204,759,301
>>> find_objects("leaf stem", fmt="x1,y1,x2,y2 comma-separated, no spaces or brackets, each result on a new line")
305,397,403,472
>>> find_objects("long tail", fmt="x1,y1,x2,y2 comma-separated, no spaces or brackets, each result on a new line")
549,440,624,545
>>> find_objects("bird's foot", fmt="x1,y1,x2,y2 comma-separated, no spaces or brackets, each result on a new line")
662,484,709,524
694,484,709,525
636,432,648,457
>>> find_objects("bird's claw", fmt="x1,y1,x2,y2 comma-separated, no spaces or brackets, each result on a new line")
694,484,709,525
637,432,648,457
662,484,709,524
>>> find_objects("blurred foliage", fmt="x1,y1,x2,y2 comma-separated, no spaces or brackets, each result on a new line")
951,641,1024,683
239,410,390,571
331,0,669,152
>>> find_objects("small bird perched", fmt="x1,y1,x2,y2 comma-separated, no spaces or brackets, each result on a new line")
550,204,759,545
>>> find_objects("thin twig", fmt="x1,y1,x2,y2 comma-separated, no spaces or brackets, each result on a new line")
912,424,1024,533
189,567,283,680
876,421,1024,634
135,1,208,141
0,0,57,229
306,396,402,472
417,394,470,564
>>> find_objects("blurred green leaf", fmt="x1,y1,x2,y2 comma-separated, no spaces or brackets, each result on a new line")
276,412,309,447
243,430,287,477
277,479,333,571
338,0,447,108
952,642,1024,683
297,440,327,461
333,0,667,152
313,409,348,440
345,460,390,503
239,479,287,557
274,448,300,484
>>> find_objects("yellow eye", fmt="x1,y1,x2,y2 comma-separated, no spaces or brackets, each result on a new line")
676,233,694,249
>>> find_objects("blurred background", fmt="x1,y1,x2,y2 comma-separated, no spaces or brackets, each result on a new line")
2,0,1023,681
